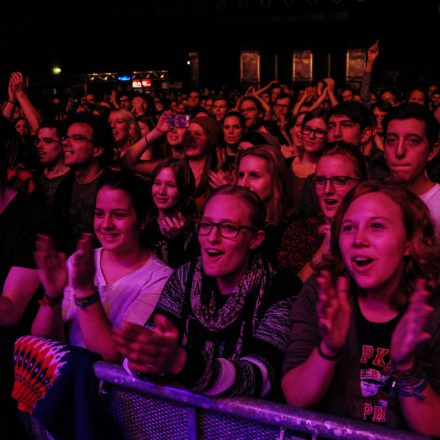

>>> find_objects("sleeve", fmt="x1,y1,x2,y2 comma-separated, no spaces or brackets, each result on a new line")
282,277,321,375
360,71,372,105
176,291,295,398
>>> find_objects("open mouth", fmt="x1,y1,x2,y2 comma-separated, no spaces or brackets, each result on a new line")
352,256,374,269
324,198,338,206
205,248,224,258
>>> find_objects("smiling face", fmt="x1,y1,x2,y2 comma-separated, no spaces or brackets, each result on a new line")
94,187,142,254
63,122,97,167
223,115,244,147
109,111,131,145
290,113,306,149
199,194,262,291
315,154,360,221
166,127,187,147
302,117,327,154
237,155,272,205
151,167,180,213
339,192,410,297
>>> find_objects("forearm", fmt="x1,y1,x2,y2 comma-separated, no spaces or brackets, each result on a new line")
2,101,15,120
327,89,339,107
16,94,42,132
399,385,440,436
123,128,162,170
0,296,26,327
360,71,372,104
31,303,65,341
293,95,308,116
76,297,120,362
282,346,337,408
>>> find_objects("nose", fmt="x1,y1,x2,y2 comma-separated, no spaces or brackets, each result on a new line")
207,225,221,243
333,124,342,138
353,226,369,247
395,140,407,158
323,179,334,194
238,175,250,188
102,214,114,229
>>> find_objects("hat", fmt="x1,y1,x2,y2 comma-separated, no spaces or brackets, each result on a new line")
190,116,222,149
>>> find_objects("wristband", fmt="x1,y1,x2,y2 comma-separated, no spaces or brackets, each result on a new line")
39,293,63,307
74,292,100,309
317,342,340,361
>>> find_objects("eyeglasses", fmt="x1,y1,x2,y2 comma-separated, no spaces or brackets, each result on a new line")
196,220,256,238
274,104,290,110
302,125,327,139
61,134,93,144
34,138,60,146
313,176,360,188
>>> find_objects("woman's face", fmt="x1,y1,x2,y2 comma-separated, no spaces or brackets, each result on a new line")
302,117,327,154
166,127,187,147
138,120,150,138
15,119,30,136
223,115,244,147
94,187,142,253
339,192,410,297
290,113,305,149
237,155,272,205
184,123,209,159
109,111,131,144
315,154,359,221
199,194,261,289
151,167,180,212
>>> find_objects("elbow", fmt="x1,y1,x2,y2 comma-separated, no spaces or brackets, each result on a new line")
281,372,319,409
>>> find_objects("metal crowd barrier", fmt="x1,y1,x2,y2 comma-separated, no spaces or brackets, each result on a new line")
94,361,430,440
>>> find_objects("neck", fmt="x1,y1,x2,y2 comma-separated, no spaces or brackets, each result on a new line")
44,158,70,179
404,171,435,196
215,262,248,295
358,294,398,322
74,162,103,185
103,244,147,267
302,150,320,164
189,157,206,186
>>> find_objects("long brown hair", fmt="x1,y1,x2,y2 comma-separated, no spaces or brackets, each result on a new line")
326,180,440,310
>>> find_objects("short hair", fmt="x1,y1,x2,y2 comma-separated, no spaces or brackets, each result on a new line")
302,108,328,127
151,158,196,216
328,101,373,130
223,111,246,130
38,120,65,138
321,141,368,180
275,93,294,109
237,144,296,225
382,103,440,148
328,180,440,310
239,96,264,114
371,100,393,114
66,113,114,166
206,185,266,231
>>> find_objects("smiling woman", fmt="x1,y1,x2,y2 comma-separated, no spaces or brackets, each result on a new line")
282,181,440,436
114,185,296,398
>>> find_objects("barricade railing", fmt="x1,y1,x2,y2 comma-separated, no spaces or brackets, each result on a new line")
94,361,430,440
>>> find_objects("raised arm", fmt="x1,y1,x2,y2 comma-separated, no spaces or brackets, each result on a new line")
282,271,350,408
360,40,379,105
11,72,42,134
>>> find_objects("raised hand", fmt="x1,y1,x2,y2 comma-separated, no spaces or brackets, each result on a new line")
316,270,350,355
71,233,96,295
367,40,380,65
158,212,186,239
113,314,185,375
391,279,433,371
34,234,68,298
155,110,174,135
10,72,27,98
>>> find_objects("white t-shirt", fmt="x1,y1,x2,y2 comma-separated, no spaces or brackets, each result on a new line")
420,183,440,237
62,248,173,348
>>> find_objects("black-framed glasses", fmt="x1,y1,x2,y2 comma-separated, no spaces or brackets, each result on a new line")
34,138,60,146
313,176,360,188
196,220,256,238
302,125,327,139
61,134,93,144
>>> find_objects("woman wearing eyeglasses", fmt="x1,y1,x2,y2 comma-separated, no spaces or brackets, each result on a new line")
289,109,328,216
114,185,294,398
278,142,367,282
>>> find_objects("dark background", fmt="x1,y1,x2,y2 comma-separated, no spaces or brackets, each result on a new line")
1,0,439,92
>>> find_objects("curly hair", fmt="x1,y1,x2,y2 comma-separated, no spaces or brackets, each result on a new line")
325,180,440,310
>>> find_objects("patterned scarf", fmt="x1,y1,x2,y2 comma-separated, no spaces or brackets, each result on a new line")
190,254,270,332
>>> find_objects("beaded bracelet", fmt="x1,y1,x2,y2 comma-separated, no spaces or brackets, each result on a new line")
394,368,428,400
74,292,100,309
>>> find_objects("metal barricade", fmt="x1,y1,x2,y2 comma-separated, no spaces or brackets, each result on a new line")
94,361,430,440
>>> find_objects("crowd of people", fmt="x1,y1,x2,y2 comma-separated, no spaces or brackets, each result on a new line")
1,40,440,438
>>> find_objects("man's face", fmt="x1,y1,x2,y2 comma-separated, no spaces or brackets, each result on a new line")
239,99,262,128
372,107,387,134
188,91,200,109
274,97,291,120
342,90,353,102
212,99,228,121
328,115,362,145
36,127,63,165
384,118,434,185
431,92,440,108
119,95,131,110
63,123,98,167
